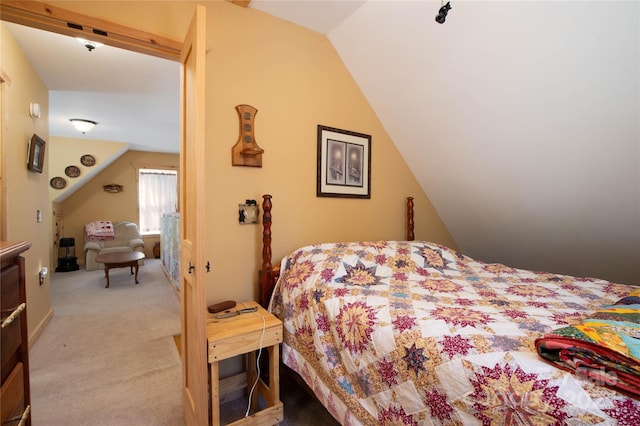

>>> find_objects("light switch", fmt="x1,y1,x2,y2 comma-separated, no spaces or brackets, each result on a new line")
37,210,42,223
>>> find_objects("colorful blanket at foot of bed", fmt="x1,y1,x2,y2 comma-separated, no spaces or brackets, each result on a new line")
535,288,640,398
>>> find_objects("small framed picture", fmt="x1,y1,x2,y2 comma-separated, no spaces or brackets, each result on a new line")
317,125,371,198
27,134,46,173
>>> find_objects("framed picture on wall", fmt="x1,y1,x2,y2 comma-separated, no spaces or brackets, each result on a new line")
27,133,46,173
317,125,371,198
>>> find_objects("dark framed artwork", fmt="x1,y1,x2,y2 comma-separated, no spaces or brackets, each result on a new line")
27,134,46,173
317,125,371,198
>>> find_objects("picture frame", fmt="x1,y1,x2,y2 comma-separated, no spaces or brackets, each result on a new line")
317,125,371,198
27,134,46,173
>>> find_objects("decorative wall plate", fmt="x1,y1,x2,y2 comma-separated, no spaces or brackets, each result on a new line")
50,176,67,190
80,154,96,167
103,183,124,193
65,165,81,178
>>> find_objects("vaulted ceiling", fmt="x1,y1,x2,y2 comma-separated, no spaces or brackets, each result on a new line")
5,1,639,284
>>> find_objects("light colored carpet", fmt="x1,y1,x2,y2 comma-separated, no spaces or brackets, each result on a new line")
29,259,184,426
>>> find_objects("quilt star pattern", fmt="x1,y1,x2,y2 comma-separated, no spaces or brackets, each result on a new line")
270,241,640,425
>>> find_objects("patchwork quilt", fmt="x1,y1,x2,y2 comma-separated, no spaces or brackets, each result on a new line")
270,241,640,425
536,288,640,399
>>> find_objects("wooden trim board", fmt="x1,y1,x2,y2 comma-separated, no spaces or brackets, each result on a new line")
0,1,181,60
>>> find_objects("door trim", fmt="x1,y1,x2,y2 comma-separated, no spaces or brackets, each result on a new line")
0,1,180,60
1,0,203,422
180,6,208,424
0,71,9,241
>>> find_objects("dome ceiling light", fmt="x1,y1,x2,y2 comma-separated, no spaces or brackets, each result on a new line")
69,118,97,134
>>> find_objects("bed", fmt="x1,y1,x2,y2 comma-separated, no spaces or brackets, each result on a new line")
258,195,640,425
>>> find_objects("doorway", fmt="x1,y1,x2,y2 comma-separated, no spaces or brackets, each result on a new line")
0,2,206,423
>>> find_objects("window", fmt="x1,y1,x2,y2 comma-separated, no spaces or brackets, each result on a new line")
138,168,178,235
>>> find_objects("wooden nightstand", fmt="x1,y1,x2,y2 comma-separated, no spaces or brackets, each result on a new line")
206,301,283,425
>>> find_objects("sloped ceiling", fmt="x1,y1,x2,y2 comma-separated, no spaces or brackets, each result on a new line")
256,0,640,285
6,1,639,284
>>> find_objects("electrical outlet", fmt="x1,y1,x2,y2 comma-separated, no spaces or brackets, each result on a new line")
36,210,42,223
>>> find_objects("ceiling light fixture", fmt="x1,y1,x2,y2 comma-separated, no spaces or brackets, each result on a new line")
69,118,97,134
76,37,103,52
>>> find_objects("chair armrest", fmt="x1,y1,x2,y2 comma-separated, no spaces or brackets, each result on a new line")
129,238,145,250
84,241,101,252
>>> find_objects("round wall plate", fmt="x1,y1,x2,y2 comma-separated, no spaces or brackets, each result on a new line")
50,176,67,190
80,154,96,167
65,165,81,178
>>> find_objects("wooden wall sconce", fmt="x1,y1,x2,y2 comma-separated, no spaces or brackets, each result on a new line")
232,104,264,167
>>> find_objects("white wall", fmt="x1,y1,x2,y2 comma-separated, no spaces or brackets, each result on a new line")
331,1,640,284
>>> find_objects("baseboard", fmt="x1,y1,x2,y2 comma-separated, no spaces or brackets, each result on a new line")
28,307,53,349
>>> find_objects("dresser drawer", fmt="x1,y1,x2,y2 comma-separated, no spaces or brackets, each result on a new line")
0,362,25,424
1,264,20,310
0,242,31,426
1,314,22,384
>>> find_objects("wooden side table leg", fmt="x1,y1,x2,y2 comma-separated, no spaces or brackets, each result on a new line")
247,345,280,412
210,361,220,426
269,344,280,406
247,351,259,412
134,262,140,284
104,265,110,288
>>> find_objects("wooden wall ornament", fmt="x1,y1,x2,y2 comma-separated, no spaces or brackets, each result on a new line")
80,154,96,167
103,183,124,193
231,104,264,167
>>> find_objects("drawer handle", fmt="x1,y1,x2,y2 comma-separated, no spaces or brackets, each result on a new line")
6,404,31,426
18,405,31,426
1,303,25,329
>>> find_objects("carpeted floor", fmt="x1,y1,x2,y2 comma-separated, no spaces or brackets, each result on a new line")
30,259,339,425
29,259,184,426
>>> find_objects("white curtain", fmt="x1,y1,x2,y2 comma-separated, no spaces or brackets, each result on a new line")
139,169,177,234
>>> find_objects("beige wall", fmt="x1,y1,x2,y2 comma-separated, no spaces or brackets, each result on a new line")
32,2,457,305
202,3,456,303
59,150,179,263
1,23,53,341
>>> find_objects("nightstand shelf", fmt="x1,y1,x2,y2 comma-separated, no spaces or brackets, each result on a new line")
207,301,283,425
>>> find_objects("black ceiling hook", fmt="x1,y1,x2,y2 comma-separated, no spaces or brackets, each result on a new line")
435,1,452,24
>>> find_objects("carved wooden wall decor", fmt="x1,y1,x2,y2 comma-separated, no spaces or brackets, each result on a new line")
231,104,264,167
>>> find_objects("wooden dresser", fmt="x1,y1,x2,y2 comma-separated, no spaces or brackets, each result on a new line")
1,241,32,426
